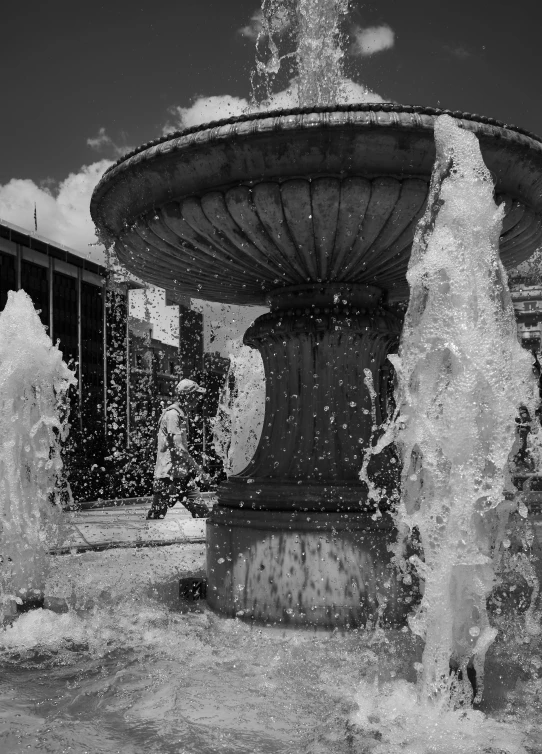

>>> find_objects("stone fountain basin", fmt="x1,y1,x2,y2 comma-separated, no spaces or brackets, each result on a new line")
91,104,542,305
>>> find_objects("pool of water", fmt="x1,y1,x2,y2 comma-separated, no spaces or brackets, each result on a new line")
0,545,541,754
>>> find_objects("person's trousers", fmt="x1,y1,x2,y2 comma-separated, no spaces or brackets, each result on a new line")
148,474,208,519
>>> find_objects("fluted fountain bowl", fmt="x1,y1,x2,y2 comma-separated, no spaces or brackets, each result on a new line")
91,104,542,306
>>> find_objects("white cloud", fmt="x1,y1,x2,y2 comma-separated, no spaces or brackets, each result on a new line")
237,7,292,41
352,24,395,57
0,160,112,265
163,78,384,132
238,10,263,41
340,79,385,104
87,128,134,159
163,94,250,134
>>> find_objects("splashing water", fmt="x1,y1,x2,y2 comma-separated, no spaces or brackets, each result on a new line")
364,115,538,706
253,0,349,107
295,0,348,106
253,0,295,101
1,547,539,754
212,340,265,476
0,290,75,620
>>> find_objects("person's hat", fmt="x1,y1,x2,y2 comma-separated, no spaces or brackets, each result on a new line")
175,378,206,395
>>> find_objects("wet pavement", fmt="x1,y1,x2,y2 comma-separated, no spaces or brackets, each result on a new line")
54,500,208,554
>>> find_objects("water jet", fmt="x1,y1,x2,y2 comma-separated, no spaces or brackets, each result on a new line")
0,290,75,621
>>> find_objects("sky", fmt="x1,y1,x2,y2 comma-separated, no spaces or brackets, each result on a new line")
1,0,541,343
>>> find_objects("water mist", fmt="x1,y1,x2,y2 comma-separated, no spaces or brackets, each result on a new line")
0,290,75,621
366,115,538,706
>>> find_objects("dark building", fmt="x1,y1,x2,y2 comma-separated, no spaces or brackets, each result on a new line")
179,304,204,380
0,220,106,418
510,277,542,353
0,219,213,503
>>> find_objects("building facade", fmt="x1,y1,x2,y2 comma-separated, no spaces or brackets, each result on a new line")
0,219,217,503
0,220,106,413
510,277,542,353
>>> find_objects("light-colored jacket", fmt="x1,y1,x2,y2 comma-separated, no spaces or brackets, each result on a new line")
154,403,199,479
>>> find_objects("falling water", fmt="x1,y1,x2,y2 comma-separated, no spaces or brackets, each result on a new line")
212,340,265,476
254,0,349,107
0,290,75,621
295,0,348,106
367,115,538,707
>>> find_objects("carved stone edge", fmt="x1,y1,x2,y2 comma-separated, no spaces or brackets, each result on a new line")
243,306,403,346
105,103,542,176
208,503,396,530
90,105,542,233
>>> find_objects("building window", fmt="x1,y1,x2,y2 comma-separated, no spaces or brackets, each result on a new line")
522,337,540,352
81,281,104,392
0,252,16,311
21,260,49,327
53,272,78,366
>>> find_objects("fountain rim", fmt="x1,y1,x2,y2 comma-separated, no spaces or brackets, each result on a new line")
91,101,542,241
102,101,542,176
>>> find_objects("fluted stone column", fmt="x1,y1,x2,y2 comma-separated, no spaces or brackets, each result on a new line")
207,284,412,627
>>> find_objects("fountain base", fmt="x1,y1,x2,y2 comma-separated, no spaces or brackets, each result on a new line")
206,506,415,628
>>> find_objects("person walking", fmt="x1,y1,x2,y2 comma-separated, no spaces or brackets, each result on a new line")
146,378,210,520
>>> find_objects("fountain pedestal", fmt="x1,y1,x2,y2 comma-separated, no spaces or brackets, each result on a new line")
206,283,410,626
207,509,410,627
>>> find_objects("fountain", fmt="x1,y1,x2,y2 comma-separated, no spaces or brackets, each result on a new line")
0,290,75,621
362,114,539,707
3,0,542,749
90,2,542,634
